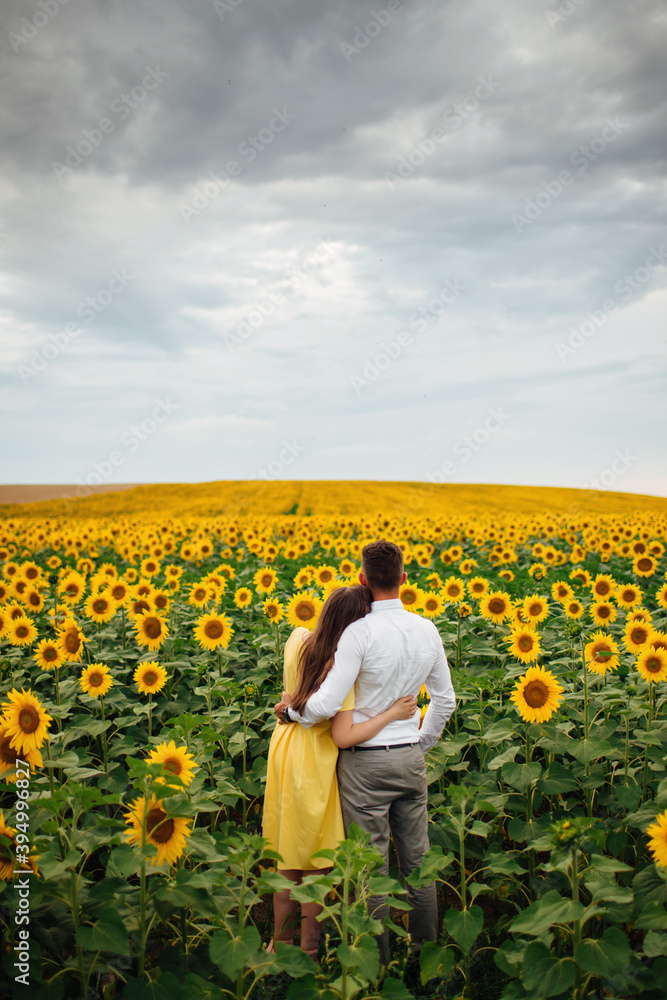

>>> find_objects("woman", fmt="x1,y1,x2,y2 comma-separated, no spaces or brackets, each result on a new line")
262,584,417,960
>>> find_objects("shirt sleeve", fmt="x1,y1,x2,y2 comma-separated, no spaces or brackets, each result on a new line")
288,622,364,726
418,626,456,753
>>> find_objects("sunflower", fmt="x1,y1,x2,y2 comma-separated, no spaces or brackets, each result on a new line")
123,794,191,867
655,582,667,611
457,602,473,618
286,592,322,630
510,666,564,724
570,568,592,587
499,570,515,582
623,622,656,654
6,616,37,647
0,722,43,781
584,632,620,675
253,566,278,594
442,577,466,604
141,557,161,578
0,689,52,754
528,563,547,581
636,647,667,684
399,583,423,613
589,601,617,626
522,595,549,624
188,584,210,608
615,583,643,610
194,612,234,651
146,740,197,787
234,586,253,609
467,577,489,598
507,627,542,664
34,638,64,672
293,569,313,588
23,588,45,614
425,572,443,590
57,618,88,662
411,591,439,619
84,592,118,624
133,613,169,651
0,812,39,880
128,597,154,618
80,663,113,699
551,581,574,602
634,555,657,578
591,573,616,599
459,560,478,575
134,661,168,695
626,607,653,627
314,565,338,587
339,559,357,577
263,598,285,623
58,571,86,605
560,599,584,620
108,579,130,603
480,591,512,624
646,811,667,868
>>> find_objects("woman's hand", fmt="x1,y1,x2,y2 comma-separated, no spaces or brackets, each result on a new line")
274,691,292,723
389,695,418,720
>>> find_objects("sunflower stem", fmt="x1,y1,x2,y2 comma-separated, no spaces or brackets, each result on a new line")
148,692,152,739
580,635,589,741
54,666,62,733
138,793,148,978
100,696,108,774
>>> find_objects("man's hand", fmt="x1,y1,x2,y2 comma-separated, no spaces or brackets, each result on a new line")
274,691,292,724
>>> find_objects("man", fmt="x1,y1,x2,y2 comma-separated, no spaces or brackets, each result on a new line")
276,539,456,964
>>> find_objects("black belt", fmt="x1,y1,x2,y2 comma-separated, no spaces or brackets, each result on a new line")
341,742,419,752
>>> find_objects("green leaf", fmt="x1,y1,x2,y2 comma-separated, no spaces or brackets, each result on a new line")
380,978,414,999
575,926,631,975
644,931,667,958
636,901,667,930
106,844,140,878
537,762,578,794
209,926,261,977
76,907,130,956
337,936,380,982
404,847,455,887
501,762,542,792
445,905,484,953
124,975,180,1000
286,975,337,1000
420,941,456,984
521,942,575,998
510,890,584,936
272,941,317,978
488,745,521,770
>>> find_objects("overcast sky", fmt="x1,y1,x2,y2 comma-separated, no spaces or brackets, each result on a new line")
1,0,666,496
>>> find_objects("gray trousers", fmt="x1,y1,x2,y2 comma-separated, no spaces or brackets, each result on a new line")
336,743,438,965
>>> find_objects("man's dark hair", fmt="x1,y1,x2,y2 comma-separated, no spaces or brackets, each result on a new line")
361,540,404,592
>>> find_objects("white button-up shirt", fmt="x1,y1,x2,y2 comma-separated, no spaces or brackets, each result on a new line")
290,598,456,752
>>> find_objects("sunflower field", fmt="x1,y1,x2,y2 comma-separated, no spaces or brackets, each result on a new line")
1,482,667,1000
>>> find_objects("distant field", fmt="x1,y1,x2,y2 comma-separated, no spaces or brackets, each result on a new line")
1,480,666,518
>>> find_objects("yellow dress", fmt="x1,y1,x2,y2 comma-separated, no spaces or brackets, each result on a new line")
262,627,354,870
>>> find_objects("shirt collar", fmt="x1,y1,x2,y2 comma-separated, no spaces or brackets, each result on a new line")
371,598,404,611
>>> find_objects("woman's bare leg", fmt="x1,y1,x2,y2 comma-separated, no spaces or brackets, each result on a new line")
268,868,301,950
299,867,331,961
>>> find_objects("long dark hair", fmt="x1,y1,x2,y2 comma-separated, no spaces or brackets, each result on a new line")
290,585,372,713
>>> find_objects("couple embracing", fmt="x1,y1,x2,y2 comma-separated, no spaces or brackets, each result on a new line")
262,540,456,964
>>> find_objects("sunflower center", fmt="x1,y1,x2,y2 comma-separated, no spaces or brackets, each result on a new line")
16,625,29,638
204,621,223,639
89,672,104,687
29,594,40,606
518,636,534,652
645,657,662,674
447,587,460,597
426,600,438,611
146,807,175,844
65,632,81,652
93,600,107,613
44,646,58,662
523,680,548,709
528,603,541,616
592,645,612,661
19,707,40,733
0,734,19,764
296,601,314,621
489,598,505,614
403,592,417,604
134,600,150,614
637,557,652,571
144,619,162,639
631,628,647,644
595,584,611,596
597,605,610,618
164,758,182,775
143,671,158,686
